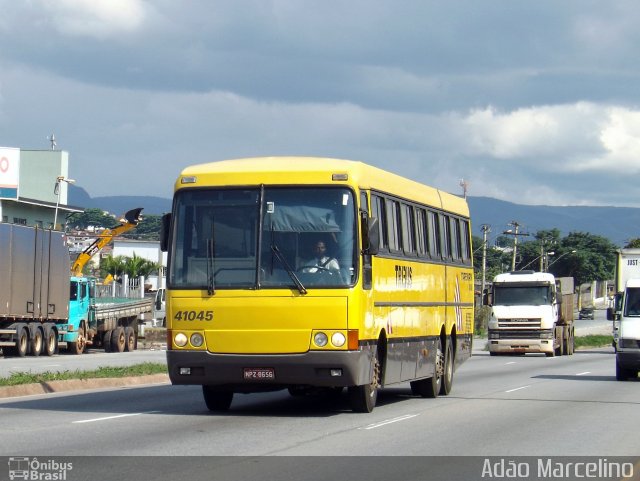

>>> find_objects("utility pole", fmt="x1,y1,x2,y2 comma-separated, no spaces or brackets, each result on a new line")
503,221,529,271
481,224,491,295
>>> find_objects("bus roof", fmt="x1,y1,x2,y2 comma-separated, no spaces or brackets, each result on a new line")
177,157,469,217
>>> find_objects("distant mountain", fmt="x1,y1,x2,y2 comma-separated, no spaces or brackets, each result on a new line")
68,186,640,247
69,185,171,216
468,196,640,247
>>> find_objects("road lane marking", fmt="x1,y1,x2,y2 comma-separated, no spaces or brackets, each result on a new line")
576,371,591,376
505,362,516,365
360,414,419,430
505,385,531,393
73,411,161,424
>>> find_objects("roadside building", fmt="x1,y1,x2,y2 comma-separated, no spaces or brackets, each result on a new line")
0,147,83,228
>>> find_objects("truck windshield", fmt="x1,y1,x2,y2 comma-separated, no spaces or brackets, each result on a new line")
624,288,640,316
493,285,552,306
168,187,357,290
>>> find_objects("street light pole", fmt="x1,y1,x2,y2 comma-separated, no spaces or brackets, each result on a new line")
53,176,75,230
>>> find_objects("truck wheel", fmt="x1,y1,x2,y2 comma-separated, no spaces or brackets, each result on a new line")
43,325,58,356
70,325,86,355
439,337,454,396
202,386,234,411
15,326,29,357
124,326,136,352
410,337,443,398
103,330,113,352
616,359,634,381
111,327,126,353
30,327,44,357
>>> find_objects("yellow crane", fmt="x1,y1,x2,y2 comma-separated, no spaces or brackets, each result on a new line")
71,207,143,277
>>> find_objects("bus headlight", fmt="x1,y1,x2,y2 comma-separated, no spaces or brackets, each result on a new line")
314,332,328,347
174,333,188,347
331,332,346,347
190,333,205,347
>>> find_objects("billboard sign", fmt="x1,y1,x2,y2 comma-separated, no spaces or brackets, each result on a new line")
0,147,20,199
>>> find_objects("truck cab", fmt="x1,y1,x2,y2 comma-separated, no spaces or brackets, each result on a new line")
485,271,573,356
609,278,640,379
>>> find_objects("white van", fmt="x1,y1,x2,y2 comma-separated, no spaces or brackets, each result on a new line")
153,288,166,327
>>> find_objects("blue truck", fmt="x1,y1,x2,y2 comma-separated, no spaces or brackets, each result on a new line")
0,220,152,357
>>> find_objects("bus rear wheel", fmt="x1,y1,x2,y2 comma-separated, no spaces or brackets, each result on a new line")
410,337,443,398
202,386,233,411
439,337,453,396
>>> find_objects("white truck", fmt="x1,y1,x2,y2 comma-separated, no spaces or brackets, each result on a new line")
485,271,575,357
607,249,640,380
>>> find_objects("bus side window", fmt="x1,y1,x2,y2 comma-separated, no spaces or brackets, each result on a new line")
371,194,388,252
439,213,450,260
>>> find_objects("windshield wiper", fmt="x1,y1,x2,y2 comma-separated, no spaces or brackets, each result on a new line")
271,244,307,295
206,227,216,295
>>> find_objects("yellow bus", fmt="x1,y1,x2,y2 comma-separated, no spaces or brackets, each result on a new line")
160,157,474,413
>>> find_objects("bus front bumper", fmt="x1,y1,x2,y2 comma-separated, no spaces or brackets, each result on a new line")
166,348,376,391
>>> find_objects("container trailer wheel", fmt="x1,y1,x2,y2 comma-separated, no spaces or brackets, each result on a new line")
30,327,44,357
43,325,58,356
16,325,29,357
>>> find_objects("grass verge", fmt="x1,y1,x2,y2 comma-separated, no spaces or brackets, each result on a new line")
0,362,167,387
574,334,613,350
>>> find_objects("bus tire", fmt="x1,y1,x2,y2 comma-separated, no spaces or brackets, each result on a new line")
43,325,58,357
348,352,380,413
30,327,44,357
410,337,442,398
202,386,233,411
111,326,126,353
124,326,136,352
439,337,454,396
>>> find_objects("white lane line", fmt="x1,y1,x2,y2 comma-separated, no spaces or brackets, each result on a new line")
576,371,591,376
361,414,419,430
505,362,517,365
505,385,531,393
73,411,161,424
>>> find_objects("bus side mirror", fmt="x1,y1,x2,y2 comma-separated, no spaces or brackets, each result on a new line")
362,216,380,255
160,213,171,252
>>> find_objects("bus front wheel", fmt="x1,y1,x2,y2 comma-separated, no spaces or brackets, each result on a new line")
202,386,233,411
348,355,380,413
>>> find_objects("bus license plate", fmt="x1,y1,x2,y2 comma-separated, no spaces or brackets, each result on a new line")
243,368,275,380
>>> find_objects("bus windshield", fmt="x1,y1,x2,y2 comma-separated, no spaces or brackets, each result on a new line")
169,186,357,290
493,285,552,306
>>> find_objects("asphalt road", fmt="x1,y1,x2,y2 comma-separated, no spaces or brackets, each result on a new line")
1,343,637,457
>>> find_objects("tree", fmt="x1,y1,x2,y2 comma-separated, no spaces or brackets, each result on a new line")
625,238,640,248
67,208,119,230
550,232,617,286
100,253,160,279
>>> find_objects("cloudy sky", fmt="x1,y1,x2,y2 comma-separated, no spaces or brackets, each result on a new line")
1,1,640,206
